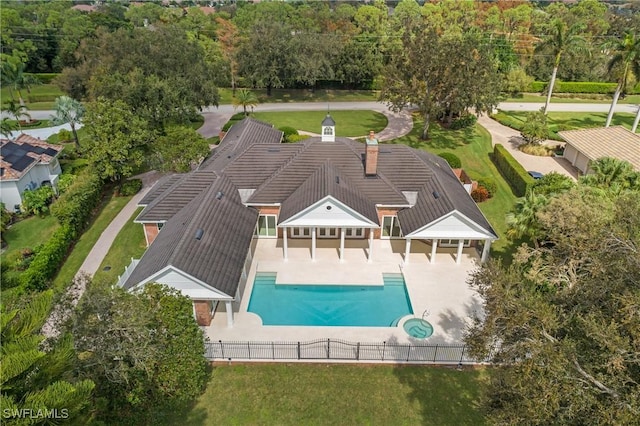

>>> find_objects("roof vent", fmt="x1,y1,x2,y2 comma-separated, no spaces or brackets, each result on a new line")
216,191,224,200
195,228,204,240
432,191,440,199
335,176,340,184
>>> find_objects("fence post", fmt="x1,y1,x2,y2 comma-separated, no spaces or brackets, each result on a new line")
356,342,360,361
459,345,466,364
406,345,411,362
297,342,301,360
219,340,224,359
327,339,330,359
247,342,251,359
382,341,386,361
272,342,275,360
433,344,438,362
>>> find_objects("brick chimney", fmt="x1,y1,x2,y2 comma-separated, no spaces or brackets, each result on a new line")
365,130,378,176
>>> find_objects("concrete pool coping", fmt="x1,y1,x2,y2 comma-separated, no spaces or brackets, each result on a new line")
204,239,484,345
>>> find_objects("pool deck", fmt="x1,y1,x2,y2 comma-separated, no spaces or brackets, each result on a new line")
204,238,483,345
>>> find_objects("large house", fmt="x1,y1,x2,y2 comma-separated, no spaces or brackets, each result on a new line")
0,134,63,211
119,117,497,327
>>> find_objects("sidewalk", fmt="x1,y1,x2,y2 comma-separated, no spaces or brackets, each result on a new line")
477,115,578,180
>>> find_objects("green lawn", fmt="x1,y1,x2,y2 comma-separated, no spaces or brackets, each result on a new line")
252,110,388,137
52,192,133,292
219,88,380,105
492,111,637,140
1,215,60,264
161,364,487,426
504,92,640,104
389,116,517,261
1,84,64,109
92,207,146,285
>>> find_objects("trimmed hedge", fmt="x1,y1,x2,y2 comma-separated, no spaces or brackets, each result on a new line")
26,72,60,84
20,225,75,291
120,179,142,196
491,144,535,197
438,152,462,168
51,171,103,231
528,81,640,95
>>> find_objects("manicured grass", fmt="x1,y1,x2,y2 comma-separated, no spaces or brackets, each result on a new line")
51,191,133,291
504,92,640,104
252,110,388,137
492,111,637,141
1,84,64,109
92,207,146,285
1,215,60,263
219,88,379,105
390,116,517,261
162,364,487,425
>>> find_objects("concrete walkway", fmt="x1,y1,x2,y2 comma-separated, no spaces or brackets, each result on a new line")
42,171,163,340
477,115,579,180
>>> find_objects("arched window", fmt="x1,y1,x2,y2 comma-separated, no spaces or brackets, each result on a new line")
323,126,333,135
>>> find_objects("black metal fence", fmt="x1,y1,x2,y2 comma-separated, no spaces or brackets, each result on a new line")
205,339,489,364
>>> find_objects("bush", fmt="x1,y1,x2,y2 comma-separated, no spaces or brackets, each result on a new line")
22,186,55,216
471,187,490,203
222,120,240,132
119,179,142,196
520,109,548,145
503,67,534,95
51,171,103,232
519,144,553,156
25,72,60,84
57,174,76,195
279,126,299,142
230,112,248,120
56,129,73,142
286,134,311,143
20,225,75,291
491,144,535,197
438,152,462,169
449,114,477,130
528,81,626,94
477,178,496,198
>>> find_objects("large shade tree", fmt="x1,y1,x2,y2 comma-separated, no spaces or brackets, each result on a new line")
604,32,640,127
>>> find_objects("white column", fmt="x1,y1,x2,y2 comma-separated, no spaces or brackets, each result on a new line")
481,239,492,263
368,228,374,263
225,301,234,327
430,239,438,264
311,227,316,261
404,238,412,265
456,239,464,265
283,227,288,261
340,227,345,262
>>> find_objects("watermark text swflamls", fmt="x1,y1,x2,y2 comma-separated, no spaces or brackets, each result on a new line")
2,409,69,419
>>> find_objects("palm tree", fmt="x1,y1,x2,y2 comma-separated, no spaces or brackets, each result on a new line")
580,157,635,190
232,89,259,116
0,56,40,108
604,32,640,127
50,96,85,150
3,100,31,132
1,117,15,139
506,190,548,248
536,20,588,115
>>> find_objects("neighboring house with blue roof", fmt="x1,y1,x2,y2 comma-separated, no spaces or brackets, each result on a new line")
118,117,497,327
0,134,63,211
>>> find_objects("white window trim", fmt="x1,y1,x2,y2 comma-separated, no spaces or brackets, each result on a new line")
381,216,403,239
255,214,278,238
439,239,471,247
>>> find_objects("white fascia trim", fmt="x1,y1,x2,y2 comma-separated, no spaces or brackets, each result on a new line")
130,265,235,299
134,219,168,224
244,203,281,207
375,204,412,208
406,210,498,240
279,195,379,227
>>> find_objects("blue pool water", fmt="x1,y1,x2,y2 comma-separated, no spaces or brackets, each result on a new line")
247,272,413,327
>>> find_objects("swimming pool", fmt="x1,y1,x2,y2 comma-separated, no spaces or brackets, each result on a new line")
247,272,413,326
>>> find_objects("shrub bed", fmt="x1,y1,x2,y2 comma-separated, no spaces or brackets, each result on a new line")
491,144,535,197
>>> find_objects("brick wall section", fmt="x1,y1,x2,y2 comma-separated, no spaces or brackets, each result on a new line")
365,142,379,176
375,207,400,239
193,300,212,326
144,223,159,246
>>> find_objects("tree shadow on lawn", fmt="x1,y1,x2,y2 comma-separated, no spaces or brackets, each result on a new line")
392,360,487,425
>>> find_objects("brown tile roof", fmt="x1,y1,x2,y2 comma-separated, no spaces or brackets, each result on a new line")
279,161,379,224
559,126,640,171
223,144,305,189
138,174,183,206
0,135,62,181
124,175,258,297
135,171,217,222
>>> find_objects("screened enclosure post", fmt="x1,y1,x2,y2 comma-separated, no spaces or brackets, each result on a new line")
459,345,466,364
433,344,438,362
297,342,301,360
406,345,411,362
356,342,360,361
247,342,251,358
271,342,275,360
382,341,386,361
219,340,224,359
327,339,330,359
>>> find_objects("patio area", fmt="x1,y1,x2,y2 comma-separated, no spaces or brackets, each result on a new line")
204,238,484,345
